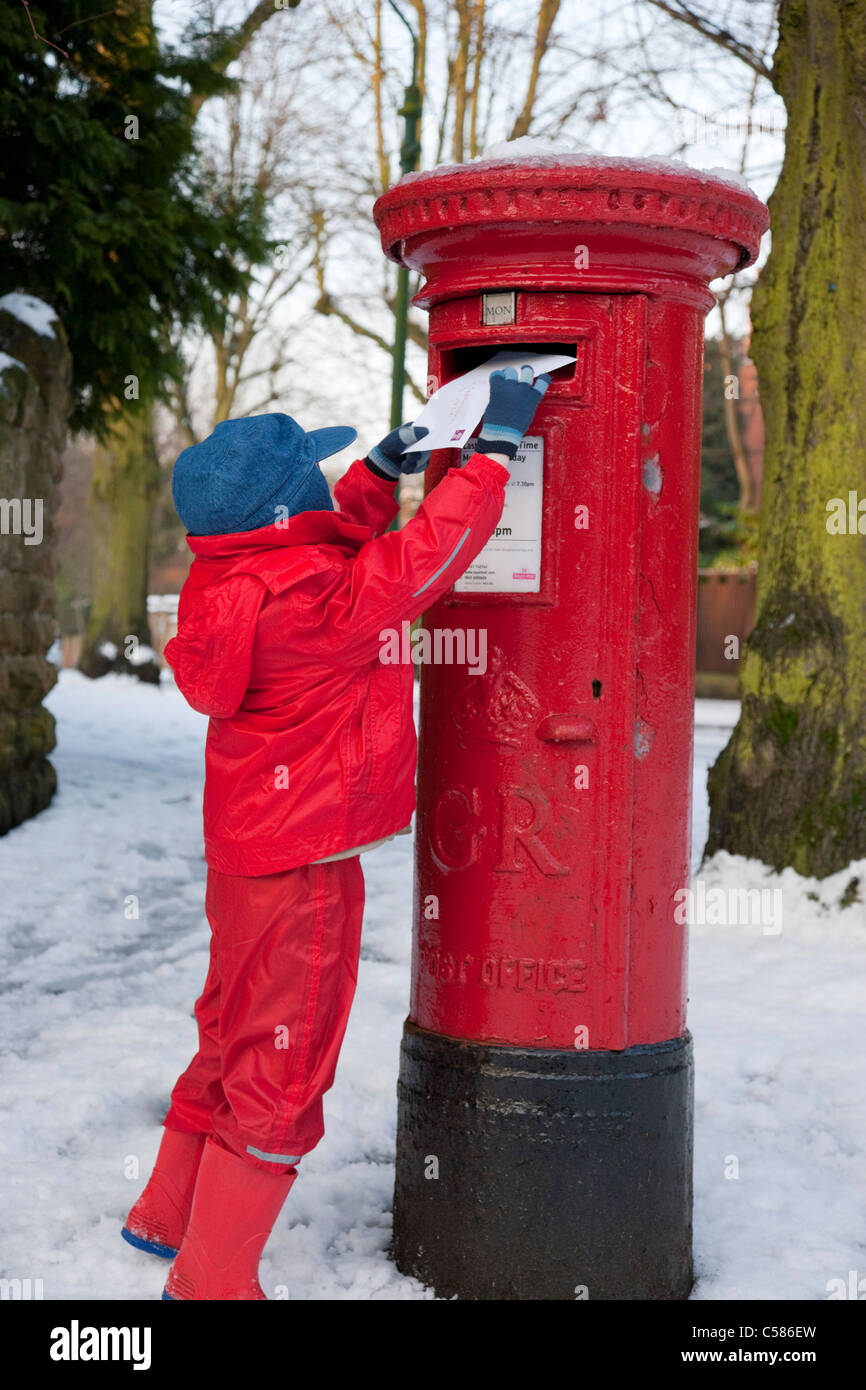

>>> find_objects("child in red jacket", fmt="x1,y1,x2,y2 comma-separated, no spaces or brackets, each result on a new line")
122,367,549,1299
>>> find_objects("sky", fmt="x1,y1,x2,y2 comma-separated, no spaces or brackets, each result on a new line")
150,1,783,451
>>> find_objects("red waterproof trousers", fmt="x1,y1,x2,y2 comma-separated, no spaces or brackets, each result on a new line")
164,857,365,1174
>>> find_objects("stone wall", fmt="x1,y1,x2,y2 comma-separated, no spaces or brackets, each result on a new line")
0,296,71,835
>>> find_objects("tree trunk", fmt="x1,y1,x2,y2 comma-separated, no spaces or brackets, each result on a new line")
508,0,562,140
452,0,472,163
79,409,161,684
717,295,754,511
0,302,71,832
705,0,866,877
468,0,485,158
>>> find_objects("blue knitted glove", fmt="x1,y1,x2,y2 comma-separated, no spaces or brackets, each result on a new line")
477,366,551,461
365,423,431,480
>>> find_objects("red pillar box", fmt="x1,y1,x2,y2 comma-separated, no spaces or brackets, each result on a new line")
373,156,768,1301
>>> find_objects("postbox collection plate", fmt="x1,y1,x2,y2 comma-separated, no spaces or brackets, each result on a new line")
454,436,543,594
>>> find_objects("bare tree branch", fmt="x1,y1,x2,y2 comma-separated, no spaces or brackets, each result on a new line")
644,0,774,82
189,0,299,117
508,0,563,140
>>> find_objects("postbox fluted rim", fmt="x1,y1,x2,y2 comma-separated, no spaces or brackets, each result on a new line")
373,155,769,274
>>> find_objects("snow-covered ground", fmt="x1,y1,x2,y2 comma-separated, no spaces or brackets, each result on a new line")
0,673,863,1301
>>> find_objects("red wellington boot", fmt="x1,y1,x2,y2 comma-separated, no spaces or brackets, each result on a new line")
163,1138,296,1300
122,1128,207,1259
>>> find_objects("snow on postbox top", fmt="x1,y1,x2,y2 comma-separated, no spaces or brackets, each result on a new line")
372,143,770,312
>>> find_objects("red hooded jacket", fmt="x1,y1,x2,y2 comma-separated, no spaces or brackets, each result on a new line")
164,452,509,876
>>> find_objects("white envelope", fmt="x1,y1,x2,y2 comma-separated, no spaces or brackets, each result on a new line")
401,348,576,452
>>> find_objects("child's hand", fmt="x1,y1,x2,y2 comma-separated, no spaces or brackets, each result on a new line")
365,423,431,480
477,366,551,465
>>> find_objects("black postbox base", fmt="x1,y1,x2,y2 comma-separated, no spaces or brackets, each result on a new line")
391,1021,694,1300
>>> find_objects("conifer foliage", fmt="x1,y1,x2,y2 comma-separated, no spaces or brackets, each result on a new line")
0,1,272,435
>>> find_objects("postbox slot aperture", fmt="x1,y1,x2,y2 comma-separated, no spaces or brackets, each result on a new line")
444,342,578,381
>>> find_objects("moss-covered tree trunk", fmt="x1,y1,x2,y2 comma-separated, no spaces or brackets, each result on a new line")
0,298,70,832
706,0,866,877
78,408,161,684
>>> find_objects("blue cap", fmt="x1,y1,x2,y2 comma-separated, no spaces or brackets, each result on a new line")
171,414,358,536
